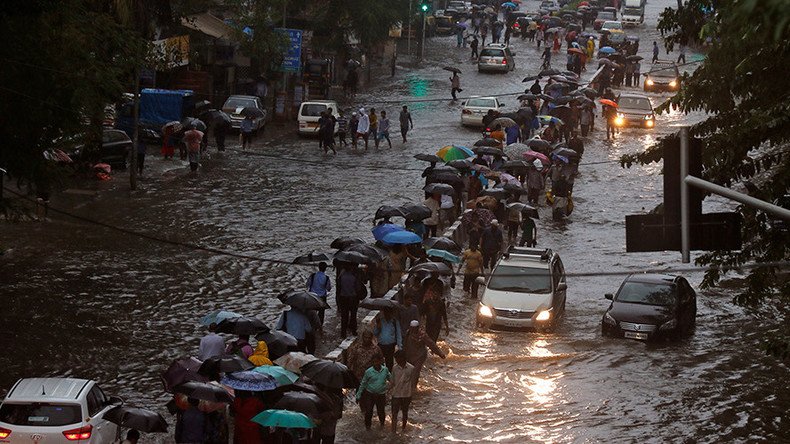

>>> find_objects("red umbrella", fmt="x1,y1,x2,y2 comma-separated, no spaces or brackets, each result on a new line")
579,1,590,5
523,150,550,165
599,99,618,108
461,208,495,228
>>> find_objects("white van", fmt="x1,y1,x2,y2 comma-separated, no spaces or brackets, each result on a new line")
297,100,340,136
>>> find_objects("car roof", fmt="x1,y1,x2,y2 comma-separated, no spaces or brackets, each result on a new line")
625,273,679,284
619,92,650,100
484,43,507,49
225,95,258,100
498,247,555,269
5,378,92,402
301,100,337,105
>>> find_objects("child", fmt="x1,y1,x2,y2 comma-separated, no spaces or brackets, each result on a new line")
390,351,415,432
377,110,392,149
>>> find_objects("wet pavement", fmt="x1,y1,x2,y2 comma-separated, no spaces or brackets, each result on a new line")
1,0,788,442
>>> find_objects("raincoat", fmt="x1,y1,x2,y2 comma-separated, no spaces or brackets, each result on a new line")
248,342,273,366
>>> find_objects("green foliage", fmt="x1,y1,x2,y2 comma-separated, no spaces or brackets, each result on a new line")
308,0,409,53
621,0,790,359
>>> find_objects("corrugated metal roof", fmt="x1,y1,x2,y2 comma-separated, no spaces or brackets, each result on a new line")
181,13,236,40
6,378,91,401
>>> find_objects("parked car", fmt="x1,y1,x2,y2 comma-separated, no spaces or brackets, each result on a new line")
600,20,623,33
601,274,697,341
644,60,681,92
540,0,560,13
461,96,506,126
297,100,340,136
476,247,567,330
593,9,617,30
221,95,266,132
69,129,132,170
478,44,516,73
0,378,122,443
613,92,655,128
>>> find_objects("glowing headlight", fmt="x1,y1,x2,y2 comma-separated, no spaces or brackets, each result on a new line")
614,116,625,126
536,310,551,321
645,119,655,128
646,79,654,86
669,80,678,87
478,304,494,318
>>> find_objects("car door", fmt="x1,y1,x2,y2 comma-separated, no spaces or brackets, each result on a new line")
86,385,118,443
553,259,567,312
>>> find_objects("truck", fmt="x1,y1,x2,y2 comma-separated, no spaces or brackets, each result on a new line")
115,88,196,140
621,0,645,28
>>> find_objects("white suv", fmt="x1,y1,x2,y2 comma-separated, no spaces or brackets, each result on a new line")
0,378,121,443
476,247,567,330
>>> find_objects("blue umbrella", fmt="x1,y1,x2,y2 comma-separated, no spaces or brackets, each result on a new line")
252,410,315,429
426,249,461,264
200,310,241,326
501,2,517,8
538,115,564,126
372,223,405,241
599,46,616,54
220,371,278,392
381,230,423,245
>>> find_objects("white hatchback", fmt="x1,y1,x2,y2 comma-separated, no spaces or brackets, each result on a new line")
297,100,340,136
0,378,121,443
461,96,505,127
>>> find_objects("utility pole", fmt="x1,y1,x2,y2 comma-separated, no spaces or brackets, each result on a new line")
408,0,413,56
421,8,427,62
679,126,690,263
130,67,140,191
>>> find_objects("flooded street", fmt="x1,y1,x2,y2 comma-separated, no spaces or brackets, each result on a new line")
1,1,787,442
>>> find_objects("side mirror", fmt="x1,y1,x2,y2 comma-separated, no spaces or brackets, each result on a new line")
498,103,505,107
475,276,486,285
461,101,466,106
604,293,613,300
556,282,567,292
108,396,124,406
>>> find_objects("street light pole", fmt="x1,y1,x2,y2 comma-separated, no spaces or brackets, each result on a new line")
421,10,427,62
408,0,412,56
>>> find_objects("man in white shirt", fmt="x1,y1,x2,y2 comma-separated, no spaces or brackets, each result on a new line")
356,107,370,150
198,323,225,361
390,350,415,432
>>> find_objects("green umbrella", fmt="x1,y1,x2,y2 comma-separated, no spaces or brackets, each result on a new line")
253,365,299,386
251,409,315,429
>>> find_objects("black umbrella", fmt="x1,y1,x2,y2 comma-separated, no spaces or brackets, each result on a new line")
551,147,580,160
527,139,552,151
423,183,455,195
174,381,234,403
473,146,503,156
278,290,330,311
428,172,464,188
105,406,168,433
627,55,644,62
273,392,332,417
300,360,358,389
292,252,332,265
538,68,561,76
408,261,453,279
506,202,540,219
194,99,212,110
538,93,554,102
447,159,473,170
503,160,530,171
504,183,527,195
181,117,207,131
333,250,373,264
551,96,572,105
255,330,299,359
215,317,270,335
414,153,443,163
474,138,501,147
423,237,461,255
359,297,401,311
518,93,539,101
399,204,432,221
427,164,461,175
443,66,462,74
198,355,255,377
375,205,405,220
199,109,232,125
161,356,208,393
343,243,388,262
241,107,265,118
580,87,598,98
522,75,540,82
480,188,509,200
330,237,365,250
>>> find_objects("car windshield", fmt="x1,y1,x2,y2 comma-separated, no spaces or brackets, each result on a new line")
616,281,676,306
487,265,552,294
480,49,505,57
609,33,626,42
649,66,678,78
0,403,82,427
624,7,642,14
301,104,328,117
466,98,496,108
604,22,622,29
224,98,256,109
598,12,615,20
619,96,652,110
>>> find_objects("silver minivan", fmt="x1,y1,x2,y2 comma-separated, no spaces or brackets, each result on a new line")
478,44,516,73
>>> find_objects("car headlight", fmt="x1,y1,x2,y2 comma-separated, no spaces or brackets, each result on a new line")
603,311,617,326
645,79,654,86
536,310,551,321
659,319,677,331
614,116,625,126
478,304,494,318
669,80,677,87
645,119,655,128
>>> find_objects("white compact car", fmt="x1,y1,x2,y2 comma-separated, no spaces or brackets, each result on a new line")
297,100,340,136
0,378,121,443
476,247,567,330
461,96,506,127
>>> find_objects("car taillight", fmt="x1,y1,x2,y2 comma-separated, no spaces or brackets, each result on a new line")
63,425,92,441
0,427,11,439
502,59,507,65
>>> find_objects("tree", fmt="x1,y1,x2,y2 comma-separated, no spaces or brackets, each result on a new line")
621,0,790,358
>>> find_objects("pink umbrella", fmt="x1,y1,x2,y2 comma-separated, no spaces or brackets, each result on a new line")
523,150,550,165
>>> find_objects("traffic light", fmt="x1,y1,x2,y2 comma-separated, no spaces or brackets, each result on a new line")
420,0,431,13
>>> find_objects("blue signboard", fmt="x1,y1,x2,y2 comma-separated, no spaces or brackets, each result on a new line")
275,28,302,72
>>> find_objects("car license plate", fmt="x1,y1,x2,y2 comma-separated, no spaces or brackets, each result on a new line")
488,60,497,64
307,123,318,128
624,331,648,340
502,320,521,327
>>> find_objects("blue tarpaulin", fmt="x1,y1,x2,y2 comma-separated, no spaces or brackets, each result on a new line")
139,89,194,126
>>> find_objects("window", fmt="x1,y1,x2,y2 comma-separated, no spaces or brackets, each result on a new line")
488,265,552,294
480,49,505,57
86,386,106,416
618,97,652,111
0,403,81,426
466,98,496,108
301,104,328,117
223,97,256,109
615,282,677,306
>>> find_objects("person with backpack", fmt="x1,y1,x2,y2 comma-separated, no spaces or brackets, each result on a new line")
276,307,313,353
307,262,332,324
337,265,366,338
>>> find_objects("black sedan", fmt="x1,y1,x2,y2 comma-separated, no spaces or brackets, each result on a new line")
601,274,696,341
70,129,132,169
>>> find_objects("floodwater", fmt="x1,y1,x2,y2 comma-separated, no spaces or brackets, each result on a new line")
1,1,787,442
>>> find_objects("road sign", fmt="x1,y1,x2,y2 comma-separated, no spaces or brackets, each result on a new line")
275,28,302,72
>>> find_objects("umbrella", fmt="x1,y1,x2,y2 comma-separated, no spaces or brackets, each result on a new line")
162,120,184,133
174,381,234,403
527,138,552,151
553,154,570,164
372,223,405,241
507,202,540,219
504,183,527,194
480,188,510,200
581,87,598,98
343,243,388,262
333,250,373,265
429,172,464,188
427,164,461,175
105,406,168,433
538,115,564,126
414,153,443,163
423,183,455,195
221,370,278,391
423,236,461,254
195,100,211,110
330,237,365,250
399,204,432,221
523,150,551,165
538,93,554,102
161,357,208,393
278,290,330,311
241,107,265,118
443,66,462,74
274,352,319,374
598,99,618,108
252,409,315,429
599,46,616,54
198,355,255,377
381,230,423,245
473,146,503,156
215,316,270,335
201,109,232,125
292,252,332,265
491,117,519,128
598,58,620,68
545,83,566,92
568,47,585,55
551,147,581,160
503,160,530,171
501,2,517,8
255,330,298,359
545,27,560,34
539,68,561,76
408,262,453,279
426,249,461,263
359,297,401,310
200,310,241,326
253,365,300,386
300,360,358,389
518,93,538,101
504,143,531,158
474,138,501,147
522,75,540,82
273,392,331,417
436,145,474,161
375,205,405,220
181,117,207,131
627,55,644,62
461,206,496,226
447,159,473,170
